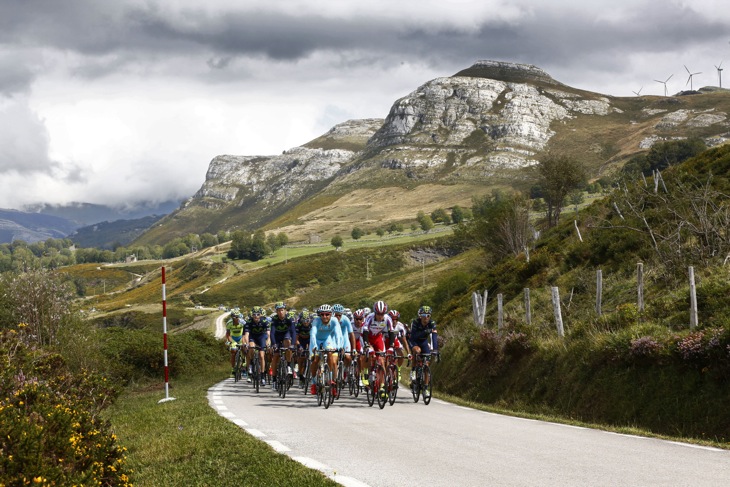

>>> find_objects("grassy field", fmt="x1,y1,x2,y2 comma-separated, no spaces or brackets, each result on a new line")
104,364,337,487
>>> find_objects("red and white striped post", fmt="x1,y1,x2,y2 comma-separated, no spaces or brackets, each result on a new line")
158,266,176,403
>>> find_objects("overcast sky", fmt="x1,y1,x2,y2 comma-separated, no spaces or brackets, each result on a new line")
1,0,729,210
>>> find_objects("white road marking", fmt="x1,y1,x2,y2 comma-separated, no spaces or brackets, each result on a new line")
293,456,330,471
245,428,266,437
265,440,291,452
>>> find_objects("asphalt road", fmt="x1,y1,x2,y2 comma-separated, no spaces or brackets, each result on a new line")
208,375,730,487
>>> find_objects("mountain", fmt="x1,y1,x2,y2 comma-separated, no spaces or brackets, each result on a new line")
26,200,183,227
134,60,730,246
0,209,77,244
0,201,182,245
68,215,166,249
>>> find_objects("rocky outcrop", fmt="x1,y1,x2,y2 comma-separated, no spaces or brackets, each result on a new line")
366,61,617,169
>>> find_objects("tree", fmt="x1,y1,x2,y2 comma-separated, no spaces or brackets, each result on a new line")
451,205,465,224
376,228,385,237
419,215,435,232
431,208,451,224
331,235,344,249
351,227,364,240
537,155,587,227
277,232,289,247
456,193,535,259
201,233,218,248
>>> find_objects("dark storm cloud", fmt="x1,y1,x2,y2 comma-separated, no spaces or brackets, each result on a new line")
2,1,729,83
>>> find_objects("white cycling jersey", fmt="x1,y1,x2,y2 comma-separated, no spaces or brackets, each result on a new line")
363,312,393,336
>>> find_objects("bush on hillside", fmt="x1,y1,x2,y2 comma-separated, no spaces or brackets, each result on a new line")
0,324,131,486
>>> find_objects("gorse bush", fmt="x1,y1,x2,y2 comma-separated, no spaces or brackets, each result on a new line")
0,324,131,486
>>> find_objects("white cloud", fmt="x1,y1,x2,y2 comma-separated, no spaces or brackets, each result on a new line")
1,0,730,210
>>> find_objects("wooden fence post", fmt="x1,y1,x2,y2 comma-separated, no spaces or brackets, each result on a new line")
472,290,488,327
551,286,564,338
637,263,644,312
524,288,531,326
497,293,504,332
596,269,603,317
689,266,698,329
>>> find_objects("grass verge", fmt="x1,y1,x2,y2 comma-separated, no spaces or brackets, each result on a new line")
103,364,337,487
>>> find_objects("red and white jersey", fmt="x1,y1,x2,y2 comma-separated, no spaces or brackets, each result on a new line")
393,321,407,339
352,318,365,339
363,312,393,336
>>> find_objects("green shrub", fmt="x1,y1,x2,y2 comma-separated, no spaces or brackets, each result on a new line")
0,324,131,486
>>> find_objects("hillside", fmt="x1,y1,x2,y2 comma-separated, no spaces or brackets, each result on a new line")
74,144,730,443
135,60,730,247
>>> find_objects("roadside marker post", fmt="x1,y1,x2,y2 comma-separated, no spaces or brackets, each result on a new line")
159,266,176,404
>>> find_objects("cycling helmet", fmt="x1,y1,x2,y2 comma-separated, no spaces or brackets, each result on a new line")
373,300,388,314
274,301,286,310
418,305,432,317
388,309,400,320
318,304,333,315
353,309,365,320
363,307,371,316
300,311,311,322
251,306,264,316
332,303,345,314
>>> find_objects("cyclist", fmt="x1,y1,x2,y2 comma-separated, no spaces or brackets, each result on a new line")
270,301,297,389
295,310,313,387
309,304,343,395
408,305,439,390
243,306,271,386
363,300,395,399
333,303,356,371
224,311,246,377
388,309,411,381
351,308,369,387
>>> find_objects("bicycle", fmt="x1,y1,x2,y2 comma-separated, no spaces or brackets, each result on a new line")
298,347,312,395
384,348,399,406
248,346,266,394
410,352,439,405
365,351,388,409
231,343,247,383
312,348,337,409
334,348,346,401
348,351,361,398
275,346,296,398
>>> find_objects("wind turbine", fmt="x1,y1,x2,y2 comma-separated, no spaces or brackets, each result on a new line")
684,65,701,91
632,86,643,96
716,61,724,88
654,74,673,96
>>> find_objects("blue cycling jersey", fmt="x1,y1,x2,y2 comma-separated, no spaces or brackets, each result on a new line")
309,316,343,355
337,314,353,351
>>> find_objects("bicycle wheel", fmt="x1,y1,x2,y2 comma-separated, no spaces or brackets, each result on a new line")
387,365,398,406
411,367,421,403
422,364,432,405
335,361,343,400
375,365,387,409
253,356,260,394
352,361,360,398
316,370,324,406
234,349,243,383
323,365,333,409
366,370,375,407
277,357,286,397
302,359,311,395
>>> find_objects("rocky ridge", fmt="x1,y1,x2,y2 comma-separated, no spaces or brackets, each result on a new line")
139,61,730,244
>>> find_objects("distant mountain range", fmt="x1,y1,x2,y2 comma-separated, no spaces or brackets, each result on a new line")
0,200,182,246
